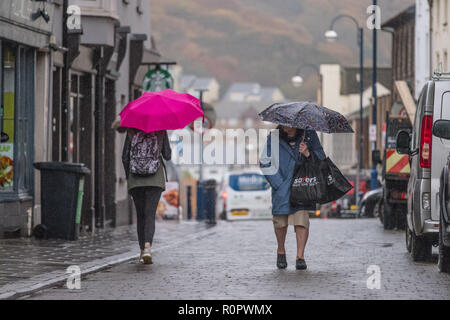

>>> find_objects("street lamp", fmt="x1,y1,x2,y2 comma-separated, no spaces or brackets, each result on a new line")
291,63,324,143
292,64,323,103
291,75,304,88
325,14,364,208
195,88,208,182
324,30,338,43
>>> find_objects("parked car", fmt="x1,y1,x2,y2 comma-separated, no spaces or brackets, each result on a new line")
359,188,383,218
432,119,450,273
396,75,450,262
329,175,369,218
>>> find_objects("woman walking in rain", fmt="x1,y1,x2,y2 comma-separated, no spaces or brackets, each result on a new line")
119,89,204,265
122,128,172,264
260,126,325,270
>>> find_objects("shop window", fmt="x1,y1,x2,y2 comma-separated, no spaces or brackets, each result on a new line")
0,42,34,198
69,73,85,163
0,45,15,192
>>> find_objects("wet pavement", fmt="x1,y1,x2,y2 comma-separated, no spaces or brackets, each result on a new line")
0,220,211,299
24,218,450,300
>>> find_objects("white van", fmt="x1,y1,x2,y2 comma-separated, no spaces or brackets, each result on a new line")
397,72,450,264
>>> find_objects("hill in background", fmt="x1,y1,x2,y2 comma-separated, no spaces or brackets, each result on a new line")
151,0,414,101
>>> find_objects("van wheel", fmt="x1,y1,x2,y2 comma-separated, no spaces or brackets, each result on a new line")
359,204,366,218
377,200,384,224
438,215,450,273
410,230,432,262
373,202,380,218
405,226,412,253
383,201,395,230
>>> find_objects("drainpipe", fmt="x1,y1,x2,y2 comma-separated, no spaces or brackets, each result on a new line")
429,0,434,77
61,0,69,162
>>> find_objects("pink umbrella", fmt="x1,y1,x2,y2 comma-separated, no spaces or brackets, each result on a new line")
120,89,204,133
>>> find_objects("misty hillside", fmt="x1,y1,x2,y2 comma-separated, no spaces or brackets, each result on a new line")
151,0,414,101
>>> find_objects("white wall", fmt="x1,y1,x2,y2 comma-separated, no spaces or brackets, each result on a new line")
416,0,431,99
321,64,342,159
432,0,450,72
33,51,52,225
320,64,390,169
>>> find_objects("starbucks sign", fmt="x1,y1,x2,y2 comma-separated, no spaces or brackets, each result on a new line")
143,69,174,92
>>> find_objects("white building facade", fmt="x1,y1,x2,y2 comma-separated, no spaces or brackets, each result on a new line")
430,0,450,72
320,64,391,171
416,0,431,98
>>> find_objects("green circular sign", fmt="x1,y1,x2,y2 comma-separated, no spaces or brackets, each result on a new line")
143,69,174,92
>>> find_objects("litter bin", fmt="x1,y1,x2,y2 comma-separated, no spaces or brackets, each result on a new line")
34,162,91,240
203,180,217,225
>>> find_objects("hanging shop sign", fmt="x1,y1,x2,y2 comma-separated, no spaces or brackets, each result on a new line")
143,68,174,92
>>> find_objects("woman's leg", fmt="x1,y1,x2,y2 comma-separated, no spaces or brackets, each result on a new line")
131,188,146,251
295,226,309,260
142,187,163,248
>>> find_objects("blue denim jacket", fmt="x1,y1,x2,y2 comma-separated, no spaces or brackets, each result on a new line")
260,129,326,215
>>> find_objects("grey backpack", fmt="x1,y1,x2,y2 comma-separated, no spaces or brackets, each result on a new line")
129,131,162,176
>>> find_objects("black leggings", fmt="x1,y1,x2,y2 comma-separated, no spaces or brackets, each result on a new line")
130,187,163,250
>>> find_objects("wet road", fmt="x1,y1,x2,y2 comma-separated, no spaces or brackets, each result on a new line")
27,218,450,300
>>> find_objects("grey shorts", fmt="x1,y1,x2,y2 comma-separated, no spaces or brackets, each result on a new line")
273,211,310,229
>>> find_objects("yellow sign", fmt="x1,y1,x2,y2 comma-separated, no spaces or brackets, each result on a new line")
386,149,410,174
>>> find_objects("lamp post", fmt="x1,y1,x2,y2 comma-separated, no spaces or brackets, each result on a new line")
195,88,208,222
325,14,364,208
292,64,324,143
195,88,208,182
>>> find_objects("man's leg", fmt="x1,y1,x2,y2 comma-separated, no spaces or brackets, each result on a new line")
274,226,288,254
295,226,309,260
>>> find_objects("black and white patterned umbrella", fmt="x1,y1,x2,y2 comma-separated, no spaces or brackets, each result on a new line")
259,101,354,134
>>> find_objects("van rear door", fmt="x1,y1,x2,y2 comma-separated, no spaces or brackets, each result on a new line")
432,84,450,221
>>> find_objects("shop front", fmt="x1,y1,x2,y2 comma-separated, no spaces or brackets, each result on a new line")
0,0,55,237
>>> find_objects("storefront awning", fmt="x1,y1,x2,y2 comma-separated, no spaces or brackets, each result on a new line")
0,19,51,48
0,0,55,48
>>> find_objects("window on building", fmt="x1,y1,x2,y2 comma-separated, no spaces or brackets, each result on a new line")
69,73,86,163
0,41,34,197
0,44,15,192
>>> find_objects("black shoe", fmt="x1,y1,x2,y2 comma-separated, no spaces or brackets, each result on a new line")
296,258,307,270
277,254,288,269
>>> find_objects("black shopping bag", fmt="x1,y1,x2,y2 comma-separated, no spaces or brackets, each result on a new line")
319,158,353,204
290,156,324,205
